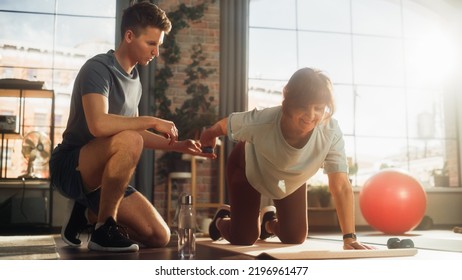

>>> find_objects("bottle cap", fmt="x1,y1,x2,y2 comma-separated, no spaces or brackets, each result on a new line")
181,194,193,205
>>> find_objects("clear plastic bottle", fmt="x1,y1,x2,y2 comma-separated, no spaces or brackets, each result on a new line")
177,194,196,259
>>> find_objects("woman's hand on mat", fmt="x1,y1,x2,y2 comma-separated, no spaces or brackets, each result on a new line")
343,240,376,250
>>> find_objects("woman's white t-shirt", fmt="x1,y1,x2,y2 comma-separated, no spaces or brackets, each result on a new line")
227,106,348,200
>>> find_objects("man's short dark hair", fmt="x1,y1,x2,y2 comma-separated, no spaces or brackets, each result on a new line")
121,2,172,37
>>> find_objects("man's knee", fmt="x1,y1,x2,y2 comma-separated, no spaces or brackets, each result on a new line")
112,130,144,160
142,226,171,248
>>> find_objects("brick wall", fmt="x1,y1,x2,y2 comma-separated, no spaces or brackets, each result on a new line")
156,0,219,110
153,0,221,221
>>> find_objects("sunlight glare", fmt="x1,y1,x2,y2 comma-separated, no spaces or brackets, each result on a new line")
411,28,458,85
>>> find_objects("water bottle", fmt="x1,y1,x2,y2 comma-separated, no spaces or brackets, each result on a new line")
178,194,196,259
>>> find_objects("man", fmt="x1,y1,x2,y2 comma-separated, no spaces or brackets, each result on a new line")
49,2,211,253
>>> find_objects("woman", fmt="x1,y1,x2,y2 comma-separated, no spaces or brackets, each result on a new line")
200,68,372,250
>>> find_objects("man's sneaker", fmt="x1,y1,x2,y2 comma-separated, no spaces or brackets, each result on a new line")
61,200,93,247
260,205,277,240
209,205,231,241
88,217,139,252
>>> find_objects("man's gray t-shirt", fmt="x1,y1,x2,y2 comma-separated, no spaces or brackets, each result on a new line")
61,50,142,148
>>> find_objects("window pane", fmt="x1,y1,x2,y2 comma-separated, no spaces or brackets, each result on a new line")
55,94,71,127
355,86,407,137
344,136,357,185
297,0,350,33
405,36,455,88
0,2,116,179
408,139,458,187
403,0,442,39
332,85,354,135
344,136,356,164
52,69,79,95
58,0,116,17
355,137,409,185
0,0,55,13
249,0,296,29
248,79,285,110
52,49,88,71
54,92,71,145
353,35,404,86
0,12,54,62
249,28,297,80
248,0,460,189
352,0,402,37
442,92,458,139
406,88,446,139
55,15,115,54
298,31,352,84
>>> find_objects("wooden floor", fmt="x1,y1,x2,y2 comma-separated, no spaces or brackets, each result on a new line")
53,226,462,260
54,232,254,260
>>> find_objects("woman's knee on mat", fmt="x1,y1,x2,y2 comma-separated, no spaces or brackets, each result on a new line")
230,234,259,246
229,223,260,246
277,226,307,244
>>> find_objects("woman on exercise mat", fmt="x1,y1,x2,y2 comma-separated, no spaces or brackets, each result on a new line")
200,68,373,250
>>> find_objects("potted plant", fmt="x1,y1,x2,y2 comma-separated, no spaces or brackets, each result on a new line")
432,161,449,187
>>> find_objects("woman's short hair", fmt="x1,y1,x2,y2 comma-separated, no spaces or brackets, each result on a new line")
282,67,335,120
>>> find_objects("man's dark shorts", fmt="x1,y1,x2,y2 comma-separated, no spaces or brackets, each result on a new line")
49,144,136,214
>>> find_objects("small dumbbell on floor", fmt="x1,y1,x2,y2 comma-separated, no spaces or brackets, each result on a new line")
387,237,414,249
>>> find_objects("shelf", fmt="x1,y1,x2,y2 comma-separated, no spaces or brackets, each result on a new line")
0,88,54,98
0,133,22,140
0,87,55,179
0,86,55,228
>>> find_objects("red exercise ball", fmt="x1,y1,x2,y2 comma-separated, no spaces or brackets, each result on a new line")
359,169,427,234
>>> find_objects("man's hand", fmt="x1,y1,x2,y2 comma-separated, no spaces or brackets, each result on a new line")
153,118,178,145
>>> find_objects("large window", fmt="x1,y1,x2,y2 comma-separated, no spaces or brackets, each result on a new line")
0,0,115,177
248,0,460,188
